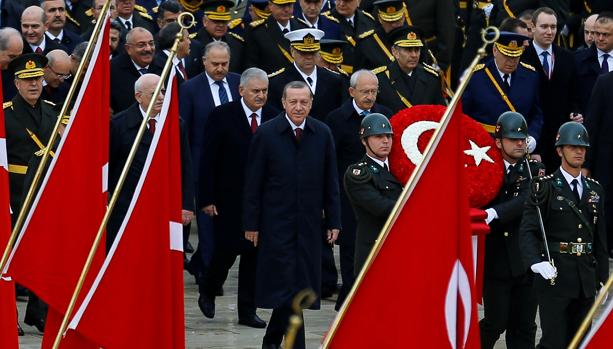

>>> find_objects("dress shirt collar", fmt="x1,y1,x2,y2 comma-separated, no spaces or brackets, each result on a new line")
285,113,306,130
277,21,291,32
205,72,228,86
131,59,149,71
138,105,160,121
163,49,182,66
241,98,262,118
367,154,389,169
294,63,317,91
30,37,46,52
597,48,613,59
302,14,319,28
560,166,583,191
46,30,64,42
352,99,369,115
532,40,553,56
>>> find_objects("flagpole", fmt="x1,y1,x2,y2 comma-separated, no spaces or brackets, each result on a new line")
568,272,613,349
50,12,195,349
321,26,500,348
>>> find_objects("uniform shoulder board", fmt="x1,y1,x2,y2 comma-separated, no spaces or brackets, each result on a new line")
268,67,285,78
358,29,375,39
520,62,536,71
250,18,266,28
346,162,372,183
228,32,245,42
338,67,350,77
473,63,485,72
152,6,159,14
323,67,340,75
371,66,387,75
189,32,198,39
43,100,56,106
65,13,80,27
3,101,12,109
361,10,375,21
421,63,439,77
85,8,93,17
138,11,154,21
323,13,340,23
229,18,243,29
585,177,601,186
321,10,331,16
134,4,149,14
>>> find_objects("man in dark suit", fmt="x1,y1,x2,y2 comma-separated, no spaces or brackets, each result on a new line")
480,112,544,349
115,0,157,34
108,73,194,247
244,0,307,73
41,49,71,105
42,0,85,54
575,12,613,113
21,6,67,55
111,27,162,113
375,26,445,113
521,7,582,169
179,40,240,283
193,0,245,73
243,81,341,349
585,71,613,256
155,22,191,87
325,69,391,310
196,68,278,328
268,28,343,120
0,27,24,102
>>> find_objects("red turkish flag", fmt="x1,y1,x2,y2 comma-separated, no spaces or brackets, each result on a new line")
0,73,18,349
64,71,185,348
579,294,613,348
324,103,481,348
3,17,110,348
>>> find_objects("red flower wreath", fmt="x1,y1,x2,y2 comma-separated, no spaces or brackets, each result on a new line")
388,105,504,208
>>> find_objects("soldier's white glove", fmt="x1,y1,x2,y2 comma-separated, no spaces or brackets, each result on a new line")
485,208,497,224
531,261,557,280
526,135,537,154
483,3,494,18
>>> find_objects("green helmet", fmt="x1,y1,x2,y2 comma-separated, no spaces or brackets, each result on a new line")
359,113,393,138
555,122,590,147
494,111,528,139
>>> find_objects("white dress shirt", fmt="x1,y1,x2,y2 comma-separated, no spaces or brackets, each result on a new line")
241,98,262,126
205,73,233,106
560,166,583,198
295,63,317,93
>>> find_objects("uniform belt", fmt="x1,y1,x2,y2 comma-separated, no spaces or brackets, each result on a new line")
8,164,28,174
479,122,496,134
547,242,592,256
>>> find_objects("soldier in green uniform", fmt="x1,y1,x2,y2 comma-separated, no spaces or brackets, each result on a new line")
480,112,544,349
519,122,609,349
374,26,445,113
344,113,402,275
4,53,58,333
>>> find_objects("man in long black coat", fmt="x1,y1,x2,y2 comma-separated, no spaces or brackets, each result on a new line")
196,68,278,328
243,81,341,349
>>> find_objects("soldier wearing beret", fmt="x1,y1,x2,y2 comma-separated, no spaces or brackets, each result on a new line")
480,112,544,349
344,113,402,274
519,122,609,349
4,53,58,334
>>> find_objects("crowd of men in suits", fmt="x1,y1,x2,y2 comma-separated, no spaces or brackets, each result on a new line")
3,0,613,347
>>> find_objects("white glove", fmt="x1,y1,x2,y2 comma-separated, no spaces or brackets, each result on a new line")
483,3,494,18
531,261,557,280
485,208,497,224
526,135,537,154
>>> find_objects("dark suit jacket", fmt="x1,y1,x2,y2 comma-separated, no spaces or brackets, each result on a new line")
586,71,613,191
1,0,29,30
46,29,84,54
575,44,601,113
178,71,240,184
268,65,343,120
193,29,245,73
22,37,67,55
107,103,194,243
243,114,341,308
521,43,578,167
198,100,279,251
116,12,157,35
184,39,204,78
41,82,70,105
325,99,392,246
110,53,163,114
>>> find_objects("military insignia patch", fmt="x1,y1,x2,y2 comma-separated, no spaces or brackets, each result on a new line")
557,196,564,201
352,169,361,176
386,6,396,13
25,60,35,70
588,191,600,203
538,168,545,176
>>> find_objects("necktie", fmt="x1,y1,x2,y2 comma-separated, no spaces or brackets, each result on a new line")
602,53,610,74
294,128,303,142
507,164,514,174
541,51,550,78
250,113,258,134
306,76,313,86
282,28,289,34
360,110,370,117
35,47,42,54
138,68,148,75
148,118,156,135
53,38,61,45
347,18,354,27
383,163,388,171
125,20,132,30
571,179,581,202
177,61,188,80
215,80,229,104
503,74,510,89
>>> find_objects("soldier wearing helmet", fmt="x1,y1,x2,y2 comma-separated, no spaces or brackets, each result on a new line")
344,113,402,274
519,122,609,349
480,111,544,349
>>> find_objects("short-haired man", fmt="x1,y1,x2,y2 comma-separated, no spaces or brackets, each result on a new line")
42,49,71,104
295,0,342,39
114,0,156,35
0,27,24,101
582,14,599,49
21,6,65,55
155,22,191,85
41,0,84,54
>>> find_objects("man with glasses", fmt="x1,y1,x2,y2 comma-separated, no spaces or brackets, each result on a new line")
41,0,84,54
111,27,162,113
41,49,71,104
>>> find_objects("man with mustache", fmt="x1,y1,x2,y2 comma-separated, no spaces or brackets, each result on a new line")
41,0,84,54
110,27,162,114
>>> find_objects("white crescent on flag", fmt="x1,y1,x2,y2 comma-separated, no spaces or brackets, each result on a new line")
401,120,439,166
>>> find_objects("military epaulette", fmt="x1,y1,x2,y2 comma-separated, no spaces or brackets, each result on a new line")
323,13,340,23
361,10,375,21
585,176,601,186
338,67,350,77
323,67,340,75
371,66,387,75
138,11,154,21
422,63,439,77
229,18,243,29
66,13,80,27
250,18,266,28
189,32,198,39
473,63,485,72
347,162,372,183
85,8,93,17
520,62,536,71
358,29,374,39
228,32,245,43
321,10,331,16
3,101,12,109
134,4,149,14
43,100,56,106
153,6,159,14
268,67,285,78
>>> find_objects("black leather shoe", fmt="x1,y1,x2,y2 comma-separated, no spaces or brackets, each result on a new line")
198,295,215,318
24,317,45,333
261,344,280,349
185,241,194,253
238,313,267,328
17,322,24,336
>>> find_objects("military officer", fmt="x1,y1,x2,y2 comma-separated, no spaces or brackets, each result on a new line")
519,122,609,349
374,26,445,113
344,113,402,274
480,112,544,349
4,53,58,333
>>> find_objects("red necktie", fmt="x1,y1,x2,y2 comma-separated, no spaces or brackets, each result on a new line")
177,61,188,80
35,47,42,54
250,113,258,134
148,119,156,135
294,128,303,142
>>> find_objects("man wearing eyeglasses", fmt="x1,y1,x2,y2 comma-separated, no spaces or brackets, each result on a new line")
41,49,71,104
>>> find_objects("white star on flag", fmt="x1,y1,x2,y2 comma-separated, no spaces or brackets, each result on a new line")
463,140,494,166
